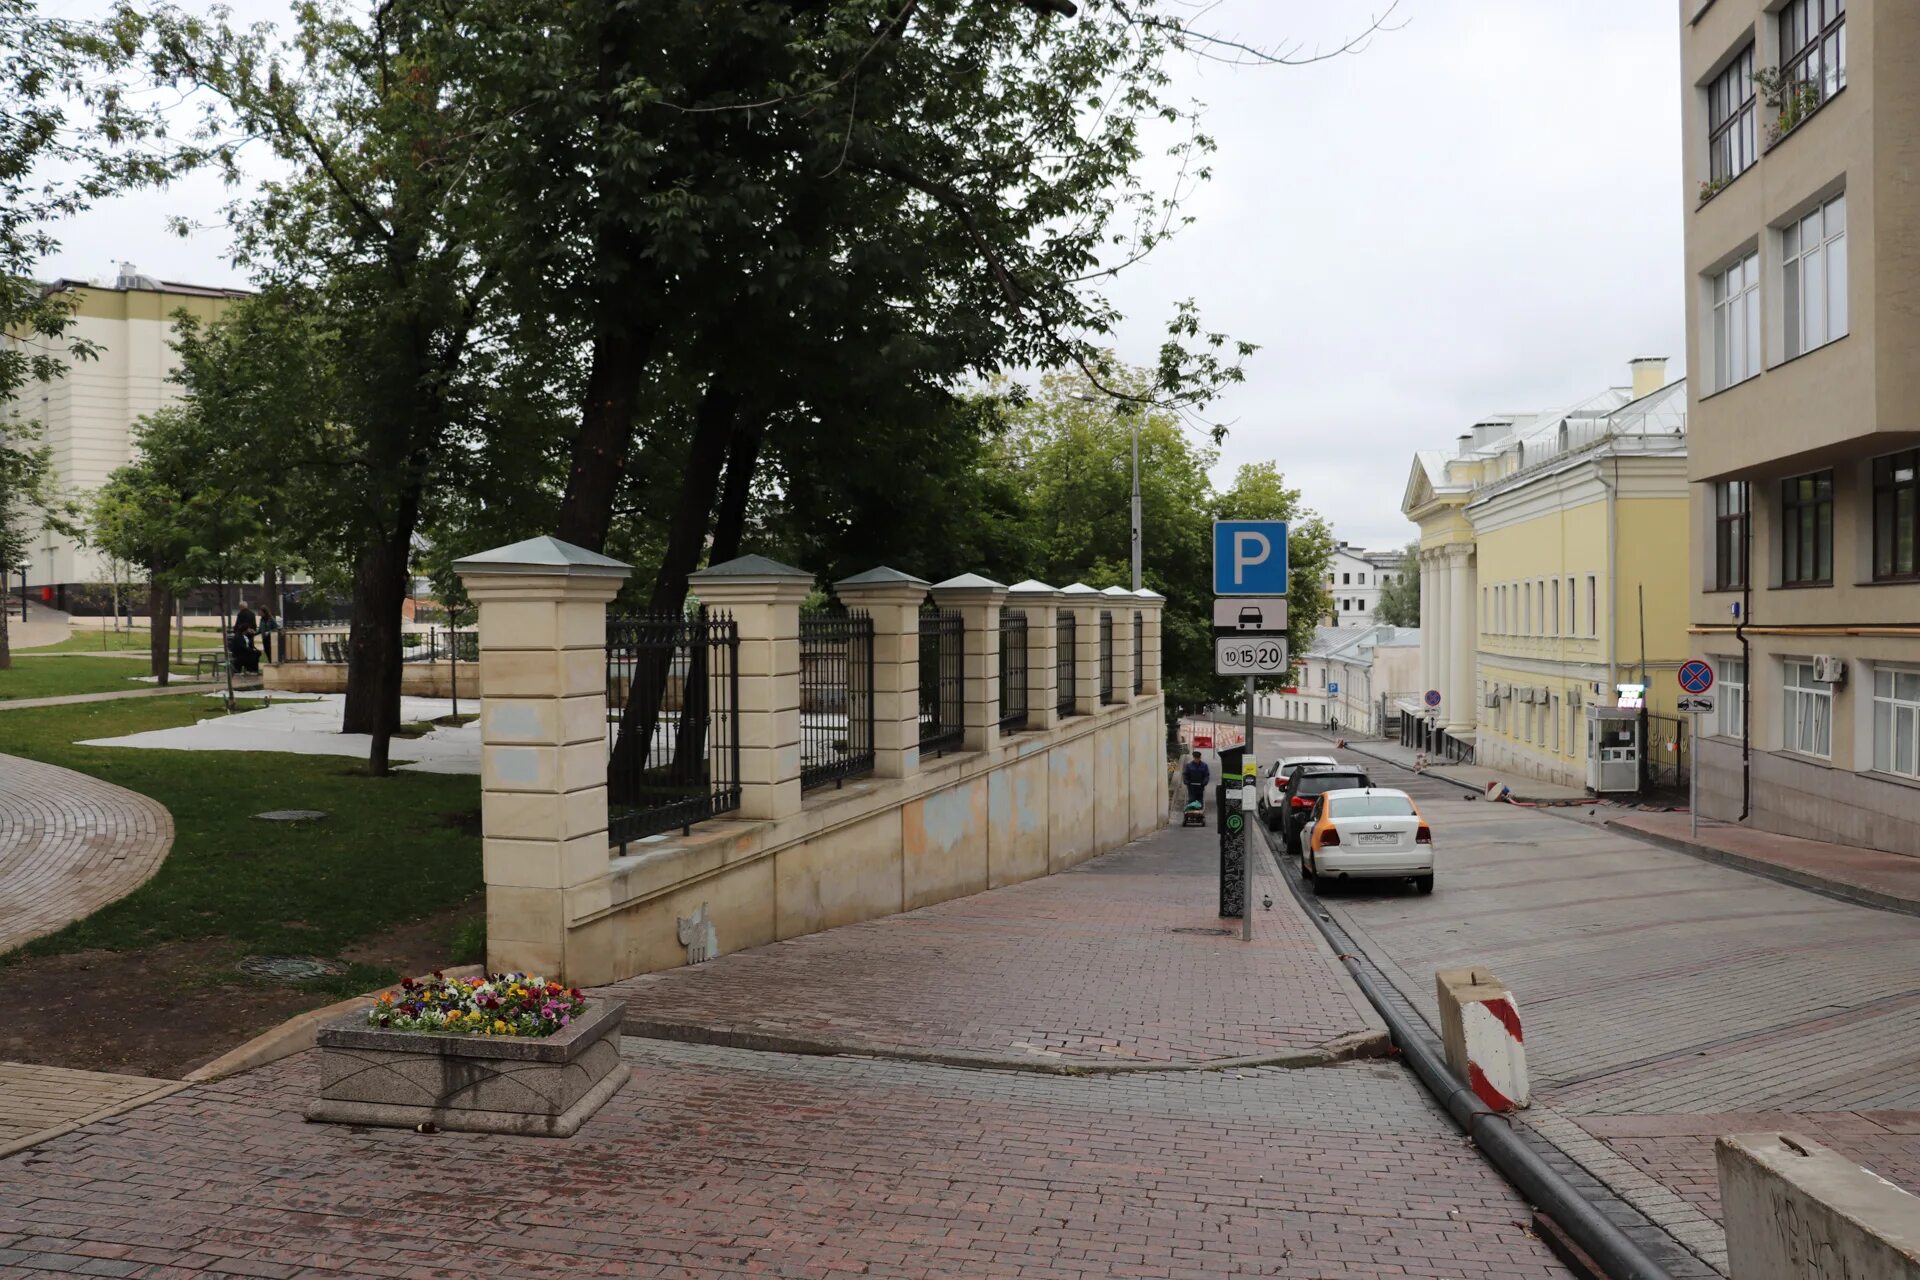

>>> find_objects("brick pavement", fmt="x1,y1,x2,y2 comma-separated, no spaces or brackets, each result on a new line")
0,1040,1572,1278
1254,728,1920,1270
0,1064,178,1155
1607,808,1920,913
0,754,172,956
602,817,1385,1066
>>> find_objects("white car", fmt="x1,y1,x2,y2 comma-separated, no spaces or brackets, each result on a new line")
1260,755,1338,827
1301,787,1433,895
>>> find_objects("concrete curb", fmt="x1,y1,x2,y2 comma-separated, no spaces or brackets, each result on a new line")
622,1019,1392,1075
1598,818,1920,919
0,1082,190,1161
182,964,487,1084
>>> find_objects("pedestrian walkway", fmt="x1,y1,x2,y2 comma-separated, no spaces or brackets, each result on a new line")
0,754,172,955
0,818,1575,1278
1606,809,1920,915
604,815,1386,1066
0,1063,179,1159
0,683,221,712
4,602,69,652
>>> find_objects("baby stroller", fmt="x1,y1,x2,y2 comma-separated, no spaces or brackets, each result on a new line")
1181,782,1207,827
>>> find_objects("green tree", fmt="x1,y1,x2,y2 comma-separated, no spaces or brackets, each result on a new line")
1374,541,1420,627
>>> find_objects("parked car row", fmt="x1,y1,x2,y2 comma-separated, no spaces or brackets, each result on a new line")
1256,751,1435,895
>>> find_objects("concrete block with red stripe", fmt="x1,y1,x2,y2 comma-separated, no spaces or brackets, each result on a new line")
1435,966,1530,1111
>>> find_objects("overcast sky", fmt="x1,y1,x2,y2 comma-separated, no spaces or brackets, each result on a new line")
41,0,1686,550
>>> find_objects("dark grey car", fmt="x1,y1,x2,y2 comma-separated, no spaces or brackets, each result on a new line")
1278,768,1373,854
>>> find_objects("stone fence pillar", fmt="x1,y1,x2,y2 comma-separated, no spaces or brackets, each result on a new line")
1103,586,1137,701
1062,583,1104,716
836,567,929,779
1134,589,1165,695
1008,580,1060,731
688,554,811,822
930,574,1007,752
455,535,631,981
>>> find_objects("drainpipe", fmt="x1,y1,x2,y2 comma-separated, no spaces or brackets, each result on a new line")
1739,491,1753,821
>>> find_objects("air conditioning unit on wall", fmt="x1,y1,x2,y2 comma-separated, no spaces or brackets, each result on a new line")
1813,655,1847,684
1484,691,1499,708
1519,686,1536,703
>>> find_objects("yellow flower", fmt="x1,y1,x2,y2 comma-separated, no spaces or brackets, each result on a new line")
493,1019,508,1034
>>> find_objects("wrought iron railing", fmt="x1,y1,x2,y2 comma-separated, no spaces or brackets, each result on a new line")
800,608,875,790
998,610,1028,734
1098,610,1115,705
606,609,741,850
918,607,964,756
1132,610,1144,694
278,626,476,665
1056,611,1076,717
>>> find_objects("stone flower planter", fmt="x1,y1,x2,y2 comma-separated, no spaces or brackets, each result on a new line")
305,996,628,1137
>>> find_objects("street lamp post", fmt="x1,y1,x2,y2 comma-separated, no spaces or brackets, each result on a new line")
1073,392,1142,592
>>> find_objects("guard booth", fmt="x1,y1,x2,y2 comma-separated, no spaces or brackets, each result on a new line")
1585,704,1642,794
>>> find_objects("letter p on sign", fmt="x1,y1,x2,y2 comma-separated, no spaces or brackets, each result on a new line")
1213,520,1290,596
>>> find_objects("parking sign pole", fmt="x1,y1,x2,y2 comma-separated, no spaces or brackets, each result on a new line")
1690,719,1699,841
1243,674,1255,942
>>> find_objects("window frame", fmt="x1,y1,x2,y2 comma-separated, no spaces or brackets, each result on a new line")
1711,252,1762,391
1715,481,1750,590
1707,44,1758,185
1871,664,1920,780
1718,658,1747,739
1782,193,1848,359
1783,659,1833,758
1779,470,1834,587
1872,449,1919,582
1777,0,1848,119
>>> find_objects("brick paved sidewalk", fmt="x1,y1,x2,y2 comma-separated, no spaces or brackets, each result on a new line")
0,754,171,956
0,1040,1572,1278
0,1063,179,1157
602,816,1386,1067
1607,809,1920,914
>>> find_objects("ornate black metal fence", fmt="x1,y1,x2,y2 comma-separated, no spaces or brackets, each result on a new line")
999,610,1029,734
1098,610,1115,704
1056,611,1076,717
918,607,964,756
1644,711,1690,792
606,609,741,850
1132,611,1144,694
801,608,876,790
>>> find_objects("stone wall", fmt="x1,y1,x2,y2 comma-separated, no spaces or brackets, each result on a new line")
456,540,1171,987
1696,736,1920,857
264,659,478,701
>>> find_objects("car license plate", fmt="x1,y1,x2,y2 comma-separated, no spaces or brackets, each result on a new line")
1356,833,1398,846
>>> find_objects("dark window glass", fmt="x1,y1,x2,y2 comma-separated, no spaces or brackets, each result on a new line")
1778,0,1848,118
1708,45,1756,182
1715,481,1749,589
1873,450,1918,580
1780,470,1834,586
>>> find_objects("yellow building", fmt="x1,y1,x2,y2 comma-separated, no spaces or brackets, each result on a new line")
2,267,247,602
1401,360,1693,791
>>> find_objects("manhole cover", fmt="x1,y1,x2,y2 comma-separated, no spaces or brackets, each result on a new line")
254,809,330,823
1169,927,1232,936
237,955,348,981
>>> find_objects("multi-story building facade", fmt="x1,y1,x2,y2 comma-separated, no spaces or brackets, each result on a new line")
1254,623,1421,734
1323,543,1408,628
1682,0,1920,854
1,268,247,605
1402,361,1694,789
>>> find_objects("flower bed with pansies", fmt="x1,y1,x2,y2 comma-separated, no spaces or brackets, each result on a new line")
369,971,586,1038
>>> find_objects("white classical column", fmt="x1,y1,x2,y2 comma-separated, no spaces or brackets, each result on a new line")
686,554,812,822
1418,552,1436,697
1430,553,1450,718
1448,547,1476,735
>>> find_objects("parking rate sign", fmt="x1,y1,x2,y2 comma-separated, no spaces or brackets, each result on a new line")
1213,521,1289,596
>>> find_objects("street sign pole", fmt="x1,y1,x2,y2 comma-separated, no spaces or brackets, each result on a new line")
1690,722,1699,841
1243,674,1254,942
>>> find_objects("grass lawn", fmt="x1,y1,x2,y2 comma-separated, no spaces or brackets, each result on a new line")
0,696,484,1074
0,656,171,700
17,625,224,655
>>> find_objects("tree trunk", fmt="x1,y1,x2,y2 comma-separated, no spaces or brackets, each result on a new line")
709,414,768,565
0,588,10,672
148,581,172,686
556,322,656,553
343,522,417,774
607,388,738,801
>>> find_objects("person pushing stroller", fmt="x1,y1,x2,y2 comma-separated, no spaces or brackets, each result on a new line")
1180,750,1210,827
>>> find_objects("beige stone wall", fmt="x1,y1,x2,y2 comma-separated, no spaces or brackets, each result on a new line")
264,661,478,700
560,697,1166,986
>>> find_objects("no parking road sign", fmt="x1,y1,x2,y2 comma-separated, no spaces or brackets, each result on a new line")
1678,659,1715,695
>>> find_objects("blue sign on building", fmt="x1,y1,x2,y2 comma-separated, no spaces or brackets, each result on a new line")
1212,521,1289,596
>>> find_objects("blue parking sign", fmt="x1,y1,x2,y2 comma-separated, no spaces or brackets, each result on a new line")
1213,521,1289,595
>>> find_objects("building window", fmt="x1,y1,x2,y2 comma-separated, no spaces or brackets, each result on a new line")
1707,45,1757,184
1712,253,1761,390
1565,577,1576,637
1357,572,1366,584
1719,658,1746,739
1586,576,1597,637
1778,0,1847,113
1537,579,1547,634
1482,587,1489,630
1872,666,1920,779
1342,572,1351,585
1715,481,1749,589
1780,470,1833,585
1783,193,1847,358
1783,659,1832,757
1522,583,1531,636
1872,449,1918,580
